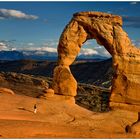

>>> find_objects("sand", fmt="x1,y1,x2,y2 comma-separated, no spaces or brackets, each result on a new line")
0,92,139,138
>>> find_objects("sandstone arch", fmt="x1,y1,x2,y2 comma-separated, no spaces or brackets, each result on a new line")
53,11,140,111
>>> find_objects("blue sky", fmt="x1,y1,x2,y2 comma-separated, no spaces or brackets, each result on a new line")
0,1,140,57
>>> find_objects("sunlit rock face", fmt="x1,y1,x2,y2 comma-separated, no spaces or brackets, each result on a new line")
53,11,140,111
53,65,77,96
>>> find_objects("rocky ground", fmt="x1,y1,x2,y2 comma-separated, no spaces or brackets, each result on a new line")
0,89,139,138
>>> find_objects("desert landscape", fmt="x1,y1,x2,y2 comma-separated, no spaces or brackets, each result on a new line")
0,3,140,138
0,86,139,138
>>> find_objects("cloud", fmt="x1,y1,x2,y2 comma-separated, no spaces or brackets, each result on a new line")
0,42,8,51
27,43,34,46
123,15,140,28
22,45,111,58
78,46,111,58
131,39,140,47
130,1,138,5
0,40,18,51
81,39,111,57
79,48,98,56
0,9,38,20
39,47,57,53
20,46,57,53
84,41,93,46
21,46,58,57
26,41,58,53
94,46,111,57
43,40,59,47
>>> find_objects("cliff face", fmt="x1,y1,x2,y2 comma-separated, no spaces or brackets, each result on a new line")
52,11,140,111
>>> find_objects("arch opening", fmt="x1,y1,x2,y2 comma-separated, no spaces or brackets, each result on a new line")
77,39,111,61
72,39,112,88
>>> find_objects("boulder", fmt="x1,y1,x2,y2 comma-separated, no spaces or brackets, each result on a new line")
43,88,54,98
53,66,77,96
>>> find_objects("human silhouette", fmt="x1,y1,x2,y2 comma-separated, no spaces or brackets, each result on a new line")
33,104,37,114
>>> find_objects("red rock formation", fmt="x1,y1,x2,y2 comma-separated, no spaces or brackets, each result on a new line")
53,11,140,112
0,87,15,95
53,66,77,96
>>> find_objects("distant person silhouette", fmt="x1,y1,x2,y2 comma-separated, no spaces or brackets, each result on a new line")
33,104,37,114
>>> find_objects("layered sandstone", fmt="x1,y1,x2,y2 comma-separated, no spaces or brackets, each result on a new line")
53,11,140,112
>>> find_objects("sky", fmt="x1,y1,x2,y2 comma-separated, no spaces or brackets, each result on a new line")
0,1,140,57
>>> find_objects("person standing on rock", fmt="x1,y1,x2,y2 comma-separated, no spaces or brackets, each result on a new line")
33,104,37,114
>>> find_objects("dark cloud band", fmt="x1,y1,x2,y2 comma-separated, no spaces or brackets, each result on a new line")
123,16,140,28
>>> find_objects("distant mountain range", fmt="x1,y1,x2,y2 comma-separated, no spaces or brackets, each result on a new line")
0,50,57,61
0,50,25,60
0,50,109,61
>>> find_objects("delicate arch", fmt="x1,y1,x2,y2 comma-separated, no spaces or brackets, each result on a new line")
53,11,140,111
